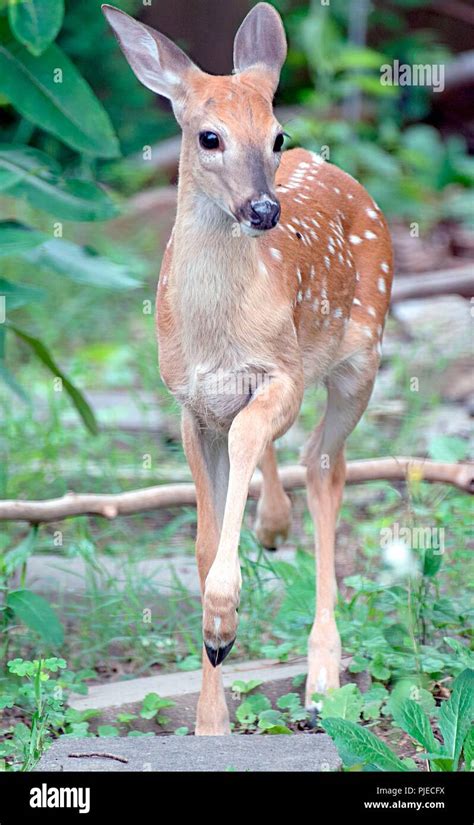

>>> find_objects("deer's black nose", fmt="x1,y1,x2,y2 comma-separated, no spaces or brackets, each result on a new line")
249,199,281,230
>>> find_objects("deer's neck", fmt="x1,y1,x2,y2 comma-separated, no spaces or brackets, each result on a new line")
170,164,260,321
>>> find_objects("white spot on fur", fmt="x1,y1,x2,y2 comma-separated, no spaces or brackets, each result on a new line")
270,248,282,261
364,230,377,240
381,262,389,273
350,234,362,245
378,277,386,294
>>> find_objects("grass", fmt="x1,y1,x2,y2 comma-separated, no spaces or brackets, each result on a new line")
0,211,472,770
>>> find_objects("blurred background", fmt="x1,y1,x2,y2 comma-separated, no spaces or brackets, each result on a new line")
0,0,472,765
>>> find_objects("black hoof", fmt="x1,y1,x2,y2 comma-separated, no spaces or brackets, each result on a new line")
264,546,278,553
204,639,235,668
307,707,320,729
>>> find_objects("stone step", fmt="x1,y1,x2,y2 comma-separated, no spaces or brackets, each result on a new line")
35,732,341,772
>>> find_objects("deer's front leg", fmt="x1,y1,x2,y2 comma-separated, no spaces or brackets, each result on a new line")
203,371,303,666
182,411,231,735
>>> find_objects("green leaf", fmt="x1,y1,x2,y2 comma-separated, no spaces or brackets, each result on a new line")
3,526,37,575
0,277,44,311
438,669,474,771
423,547,443,577
174,727,189,736
0,145,118,221
318,684,363,722
8,0,64,56
97,725,119,737
323,718,411,771
7,589,64,645
26,239,142,290
462,726,474,772
264,725,293,734
276,692,301,710
386,680,436,718
362,685,389,721
428,435,469,462
0,220,48,256
140,693,175,720
0,31,119,157
392,699,439,754
231,679,263,695
257,709,286,731
6,322,98,434
369,653,391,682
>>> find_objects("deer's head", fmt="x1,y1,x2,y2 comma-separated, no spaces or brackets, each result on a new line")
102,3,287,236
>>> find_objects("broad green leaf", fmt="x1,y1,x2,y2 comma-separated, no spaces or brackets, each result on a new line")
0,145,118,221
6,322,98,434
26,239,142,290
0,277,44,310
0,220,48,255
392,699,439,754
323,718,411,771
462,726,474,772
276,692,301,710
438,669,474,770
318,684,363,722
7,589,64,645
3,526,37,575
0,31,119,157
8,0,64,56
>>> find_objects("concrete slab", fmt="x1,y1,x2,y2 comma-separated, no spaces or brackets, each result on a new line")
24,549,296,597
36,733,341,772
69,658,309,712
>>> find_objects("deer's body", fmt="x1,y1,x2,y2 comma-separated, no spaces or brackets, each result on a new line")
158,147,392,431
104,3,393,736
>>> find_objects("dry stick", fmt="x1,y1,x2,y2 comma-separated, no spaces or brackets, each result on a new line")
0,458,472,524
391,265,474,303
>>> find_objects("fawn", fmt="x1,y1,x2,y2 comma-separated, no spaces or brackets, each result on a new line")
103,3,393,735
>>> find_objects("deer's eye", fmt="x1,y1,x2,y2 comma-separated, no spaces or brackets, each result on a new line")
199,131,220,150
273,133,285,153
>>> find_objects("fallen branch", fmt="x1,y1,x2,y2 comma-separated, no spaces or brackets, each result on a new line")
0,458,471,523
391,266,474,303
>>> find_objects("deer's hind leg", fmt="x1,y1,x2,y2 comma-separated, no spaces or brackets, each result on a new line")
254,443,292,551
303,346,379,707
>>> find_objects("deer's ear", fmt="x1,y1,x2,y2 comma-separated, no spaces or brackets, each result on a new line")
102,5,198,119
233,3,287,92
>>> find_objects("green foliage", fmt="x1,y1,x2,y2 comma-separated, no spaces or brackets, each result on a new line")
8,0,64,57
6,589,64,646
139,693,175,725
323,717,414,771
0,146,118,220
0,22,119,157
283,2,473,227
324,669,474,772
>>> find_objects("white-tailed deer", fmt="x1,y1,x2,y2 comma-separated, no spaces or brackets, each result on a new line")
103,3,393,735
